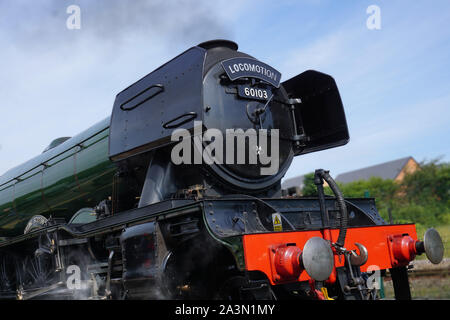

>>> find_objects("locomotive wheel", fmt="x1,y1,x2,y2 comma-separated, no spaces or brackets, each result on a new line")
0,257,17,294
21,255,55,290
18,235,57,296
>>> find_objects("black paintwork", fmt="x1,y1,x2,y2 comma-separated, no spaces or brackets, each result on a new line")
0,40,397,300
0,196,383,248
109,47,206,161
282,70,350,156
390,266,412,300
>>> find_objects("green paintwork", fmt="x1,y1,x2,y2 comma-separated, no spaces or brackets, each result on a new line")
224,236,246,271
201,210,246,270
0,117,117,237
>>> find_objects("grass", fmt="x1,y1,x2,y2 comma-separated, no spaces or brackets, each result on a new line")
383,276,450,299
382,224,450,299
415,224,450,260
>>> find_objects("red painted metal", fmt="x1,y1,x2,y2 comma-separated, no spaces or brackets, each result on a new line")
388,234,419,267
272,244,302,282
242,224,418,285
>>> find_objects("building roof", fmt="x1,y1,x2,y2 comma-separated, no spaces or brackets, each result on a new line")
281,174,305,190
335,157,413,184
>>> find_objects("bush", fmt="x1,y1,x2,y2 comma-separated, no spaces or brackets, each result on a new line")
301,172,318,196
402,159,450,205
301,158,450,227
392,204,436,225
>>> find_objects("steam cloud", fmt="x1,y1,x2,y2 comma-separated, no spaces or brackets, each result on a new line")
0,0,235,175
0,0,232,50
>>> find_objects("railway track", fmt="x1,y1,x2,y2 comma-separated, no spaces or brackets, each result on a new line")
407,268,449,277
384,258,450,279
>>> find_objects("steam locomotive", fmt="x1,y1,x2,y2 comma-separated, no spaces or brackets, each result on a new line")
0,40,444,300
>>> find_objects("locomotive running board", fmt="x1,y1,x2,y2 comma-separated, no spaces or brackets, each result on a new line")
0,196,384,248
0,199,199,247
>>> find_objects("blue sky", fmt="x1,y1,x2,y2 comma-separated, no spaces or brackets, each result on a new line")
0,0,449,181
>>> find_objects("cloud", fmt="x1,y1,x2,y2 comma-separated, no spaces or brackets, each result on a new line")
0,0,449,181
0,0,232,50
0,0,237,174
281,2,450,180
284,88,450,181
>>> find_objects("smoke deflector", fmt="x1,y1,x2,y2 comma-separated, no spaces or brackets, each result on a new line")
282,70,350,156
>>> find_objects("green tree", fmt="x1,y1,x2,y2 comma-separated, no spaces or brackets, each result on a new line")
301,172,317,196
402,159,450,205
399,158,450,224
333,159,449,226
300,159,449,227
325,177,399,222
